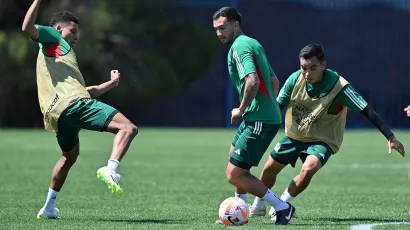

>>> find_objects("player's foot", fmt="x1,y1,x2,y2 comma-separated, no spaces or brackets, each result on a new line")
269,206,276,220
249,205,266,216
274,202,295,225
270,206,297,220
37,207,59,219
97,166,123,196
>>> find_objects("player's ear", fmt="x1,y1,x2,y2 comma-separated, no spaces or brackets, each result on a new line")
322,60,327,69
56,25,63,34
233,21,240,30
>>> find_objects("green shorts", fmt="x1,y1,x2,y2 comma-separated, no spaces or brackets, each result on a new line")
270,136,333,168
56,98,118,152
230,121,280,169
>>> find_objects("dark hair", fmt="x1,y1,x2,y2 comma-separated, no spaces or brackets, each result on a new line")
213,7,241,24
49,11,79,27
299,44,325,61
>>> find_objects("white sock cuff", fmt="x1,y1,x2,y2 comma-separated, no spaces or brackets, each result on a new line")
280,188,295,202
108,159,120,164
48,188,59,195
234,192,248,202
108,159,120,171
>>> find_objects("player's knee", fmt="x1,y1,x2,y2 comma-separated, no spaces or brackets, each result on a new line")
62,144,79,166
300,164,320,178
226,165,247,185
226,167,235,184
263,160,282,175
123,123,138,137
63,152,79,166
121,122,138,138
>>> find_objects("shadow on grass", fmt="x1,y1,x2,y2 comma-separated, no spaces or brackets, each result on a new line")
99,219,187,224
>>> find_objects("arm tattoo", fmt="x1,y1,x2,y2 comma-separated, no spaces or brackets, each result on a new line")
239,73,260,111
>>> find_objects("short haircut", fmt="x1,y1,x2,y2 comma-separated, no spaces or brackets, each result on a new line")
49,11,79,27
213,7,241,24
299,44,325,62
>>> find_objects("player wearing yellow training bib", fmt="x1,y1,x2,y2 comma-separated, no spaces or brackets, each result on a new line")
249,44,405,218
22,0,138,219
213,7,295,225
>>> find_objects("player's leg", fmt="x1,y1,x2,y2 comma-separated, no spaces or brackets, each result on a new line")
37,121,80,219
96,111,137,195
286,142,333,199
105,112,138,161
226,122,295,225
65,98,137,195
268,142,332,219
250,136,302,216
229,122,248,202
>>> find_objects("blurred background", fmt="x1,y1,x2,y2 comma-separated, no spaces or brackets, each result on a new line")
1,0,409,130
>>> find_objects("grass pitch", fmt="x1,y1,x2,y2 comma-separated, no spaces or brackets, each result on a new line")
0,128,409,230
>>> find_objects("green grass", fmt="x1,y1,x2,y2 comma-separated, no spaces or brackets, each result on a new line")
0,128,409,230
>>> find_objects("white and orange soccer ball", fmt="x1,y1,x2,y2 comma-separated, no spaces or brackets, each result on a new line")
218,197,249,226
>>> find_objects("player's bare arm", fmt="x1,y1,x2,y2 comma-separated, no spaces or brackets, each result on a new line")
22,0,41,40
86,70,120,98
270,75,279,97
239,73,259,111
404,105,410,117
231,73,259,124
360,105,405,156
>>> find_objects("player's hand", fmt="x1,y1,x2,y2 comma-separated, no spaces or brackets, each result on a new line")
404,105,410,117
388,136,405,157
231,108,244,124
110,70,120,86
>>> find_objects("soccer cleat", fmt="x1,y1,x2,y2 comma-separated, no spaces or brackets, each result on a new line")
274,202,295,225
249,205,266,217
96,166,123,196
270,206,297,220
269,206,277,220
37,207,59,219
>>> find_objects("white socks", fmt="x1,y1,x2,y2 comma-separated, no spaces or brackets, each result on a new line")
107,159,120,172
43,188,59,211
235,192,248,202
253,189,296,209
280,189,295,203
262,189,289,211
252,197,266,209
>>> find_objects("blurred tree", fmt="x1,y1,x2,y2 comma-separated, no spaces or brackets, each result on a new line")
0,0,219,127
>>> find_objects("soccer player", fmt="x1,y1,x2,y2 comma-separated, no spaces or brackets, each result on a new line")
249,44,405,218
212,7,295,225
404,106,410,117
22,0,138,219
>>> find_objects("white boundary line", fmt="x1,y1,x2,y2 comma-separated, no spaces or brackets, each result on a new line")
351,222,410,230
332,163,410,169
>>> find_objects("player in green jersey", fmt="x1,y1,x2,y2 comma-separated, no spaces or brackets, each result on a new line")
213,7,295,225
249,44,405,219
22,0,138,219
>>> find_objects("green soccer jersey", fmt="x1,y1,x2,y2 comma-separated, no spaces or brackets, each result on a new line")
277,69,368,114
35,25,71,56
227,33,282,124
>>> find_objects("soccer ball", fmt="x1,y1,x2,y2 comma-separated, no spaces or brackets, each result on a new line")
218,197,249,226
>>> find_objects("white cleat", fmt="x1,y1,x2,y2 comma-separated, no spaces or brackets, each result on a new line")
37,207,59,219
249,205,267,217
